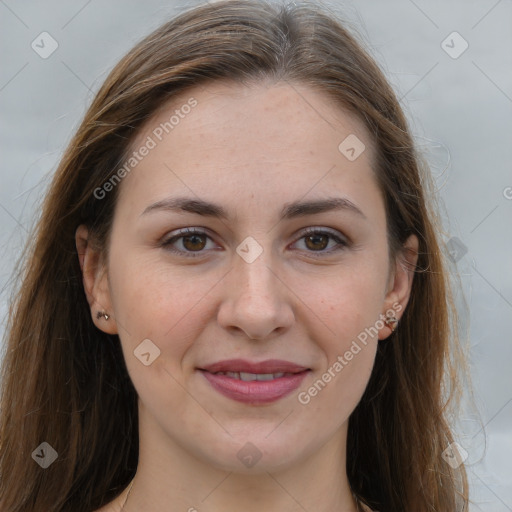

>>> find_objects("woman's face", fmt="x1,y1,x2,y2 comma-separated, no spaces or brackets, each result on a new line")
84,81,415,473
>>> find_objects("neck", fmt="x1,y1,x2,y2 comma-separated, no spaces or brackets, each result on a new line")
120,406,361,512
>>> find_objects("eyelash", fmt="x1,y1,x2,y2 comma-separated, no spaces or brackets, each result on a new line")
161,227,349,258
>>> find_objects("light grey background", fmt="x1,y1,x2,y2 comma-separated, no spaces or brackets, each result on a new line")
1,0,511,510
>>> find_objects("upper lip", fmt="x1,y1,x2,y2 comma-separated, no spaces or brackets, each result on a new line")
199,359,310,374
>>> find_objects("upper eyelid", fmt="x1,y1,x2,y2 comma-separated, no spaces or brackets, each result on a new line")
301,226,346,238
165,226,345,239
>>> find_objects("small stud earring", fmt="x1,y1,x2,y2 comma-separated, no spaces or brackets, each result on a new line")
384,314,398,332
96,311,110,321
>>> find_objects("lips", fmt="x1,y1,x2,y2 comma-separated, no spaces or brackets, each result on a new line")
198,359,311,405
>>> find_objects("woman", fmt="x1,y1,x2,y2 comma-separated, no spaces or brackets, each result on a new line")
0,1,470,510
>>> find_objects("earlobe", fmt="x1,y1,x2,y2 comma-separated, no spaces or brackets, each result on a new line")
75,224,118,335
378,234,419,340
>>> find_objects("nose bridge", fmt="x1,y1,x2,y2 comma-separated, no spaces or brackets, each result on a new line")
217,241,294,339
234,245,281,306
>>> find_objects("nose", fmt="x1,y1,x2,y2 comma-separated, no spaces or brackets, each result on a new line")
217,251,295,340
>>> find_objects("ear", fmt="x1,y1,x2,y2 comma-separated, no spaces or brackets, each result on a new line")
75,224,118,335
378,234,419,340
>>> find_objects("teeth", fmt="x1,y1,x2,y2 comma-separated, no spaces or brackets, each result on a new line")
256,373,281,381
215,371,289,381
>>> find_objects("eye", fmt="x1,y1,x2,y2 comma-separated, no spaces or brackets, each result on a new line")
292,227,348,255
161,228,217,257
161,227,349,258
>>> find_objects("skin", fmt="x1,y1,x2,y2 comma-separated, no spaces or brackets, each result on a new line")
76,80,418,512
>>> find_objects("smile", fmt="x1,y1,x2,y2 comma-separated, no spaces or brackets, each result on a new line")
212,371,294,380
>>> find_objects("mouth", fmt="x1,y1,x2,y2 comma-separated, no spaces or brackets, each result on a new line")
206,371,300,381
197,359,311,405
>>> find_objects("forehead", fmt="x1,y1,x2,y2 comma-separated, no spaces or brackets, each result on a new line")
118,80,378,212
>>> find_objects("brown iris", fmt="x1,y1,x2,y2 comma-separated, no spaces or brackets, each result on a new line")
304,233,329,251
182,234,207,251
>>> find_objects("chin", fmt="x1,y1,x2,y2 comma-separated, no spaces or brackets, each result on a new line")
194,433,312,475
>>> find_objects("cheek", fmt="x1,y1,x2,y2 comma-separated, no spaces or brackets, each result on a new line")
108,250,221,360
306,258,387,341
299,261,385,406
301,301,379,422
107,253,223,419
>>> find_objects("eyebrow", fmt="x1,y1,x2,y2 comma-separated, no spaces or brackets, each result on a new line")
140,196,367,221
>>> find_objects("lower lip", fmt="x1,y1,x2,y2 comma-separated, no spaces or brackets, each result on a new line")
199,370,310,404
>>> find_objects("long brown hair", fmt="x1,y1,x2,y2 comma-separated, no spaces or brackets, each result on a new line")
0,1,470,510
